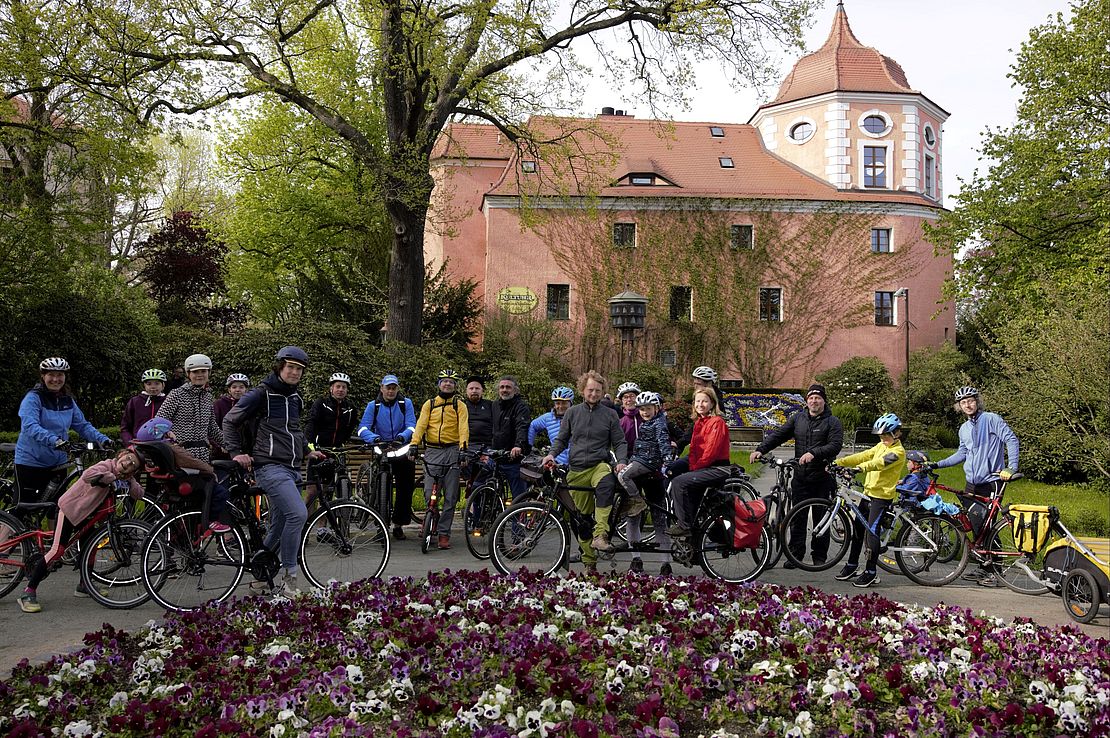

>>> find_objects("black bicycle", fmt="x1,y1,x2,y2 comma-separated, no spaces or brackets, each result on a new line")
461,448,515,560
354,441,414,527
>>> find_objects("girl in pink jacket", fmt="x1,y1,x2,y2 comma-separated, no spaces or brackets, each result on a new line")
17,448,143,613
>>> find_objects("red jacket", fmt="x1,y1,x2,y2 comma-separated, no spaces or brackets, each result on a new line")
687,415,729,471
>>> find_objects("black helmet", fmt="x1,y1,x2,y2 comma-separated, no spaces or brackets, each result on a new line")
276,346,309,368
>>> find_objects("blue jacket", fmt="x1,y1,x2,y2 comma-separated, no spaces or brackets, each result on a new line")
529,410,569,464
936,410,1019,485
630,413,672,470
358,395,416,444
16,386,107,468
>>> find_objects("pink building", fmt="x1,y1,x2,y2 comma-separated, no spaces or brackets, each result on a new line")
426,3,955,386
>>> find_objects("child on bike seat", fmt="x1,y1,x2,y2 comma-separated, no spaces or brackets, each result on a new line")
134,418,229,534
618,391,672,570
832,413,907,589
17,448,144,613
896,450,932,497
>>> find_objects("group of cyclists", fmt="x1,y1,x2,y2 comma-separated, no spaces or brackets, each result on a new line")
8,349,1019,611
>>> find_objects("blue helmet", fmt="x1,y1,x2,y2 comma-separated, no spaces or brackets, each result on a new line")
136,418,173,442
872,413,902,435
906,450,929,464
551,386,574,401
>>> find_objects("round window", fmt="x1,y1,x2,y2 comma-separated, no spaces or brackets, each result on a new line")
789,122,813,142
923,125,936,146
863,115,889,135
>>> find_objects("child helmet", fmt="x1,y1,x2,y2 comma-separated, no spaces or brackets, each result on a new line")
142,369,167,383
226,373,250,386
635,391,662,407
872,413,902,435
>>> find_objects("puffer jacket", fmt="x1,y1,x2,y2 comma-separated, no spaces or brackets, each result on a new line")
529,410,569,464
756,407,843,483
222,373,309,470
156,383,223,463
630,413,672,470
16,386,108,468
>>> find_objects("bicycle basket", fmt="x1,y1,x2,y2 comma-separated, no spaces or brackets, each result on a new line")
519,455,546,483
1008,504,1058,554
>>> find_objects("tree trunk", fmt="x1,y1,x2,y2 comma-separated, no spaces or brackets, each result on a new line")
384,197,427,345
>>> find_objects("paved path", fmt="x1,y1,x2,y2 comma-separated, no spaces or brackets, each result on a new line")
3,472,1107,677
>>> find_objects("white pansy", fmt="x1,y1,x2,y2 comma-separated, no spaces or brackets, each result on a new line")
269,725,285,737
62,720,93,738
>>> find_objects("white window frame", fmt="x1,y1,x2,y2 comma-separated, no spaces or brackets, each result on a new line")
786,116,817,145
857,109,893,138
923,154,935,199
922,123,937,149
521,160,537,173
870,227,893,253
859,141,891,189
874,291,896,326
613,222,637,248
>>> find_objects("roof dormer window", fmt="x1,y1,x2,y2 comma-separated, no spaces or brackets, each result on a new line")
630,174,655,186
521,160,537,173
719,157,734,168
709,126,725,137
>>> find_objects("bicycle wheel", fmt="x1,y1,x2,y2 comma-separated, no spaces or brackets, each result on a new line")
463,485,505,560
300,502,390,589
894,514,968,586
780,499,850,571
115,492,166,524
1062,568,1102,624
489,503,567,576
0,511,31,598
80,519,154,609
987,518,1051,595
142,511,246,612
420,508,436,554
697,523,772,584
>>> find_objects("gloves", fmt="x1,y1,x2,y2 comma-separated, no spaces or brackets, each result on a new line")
999,468,1016,481
923,462,938,472
54,437,68,449
98,439,116,451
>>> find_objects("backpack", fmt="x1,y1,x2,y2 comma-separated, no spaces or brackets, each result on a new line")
369,397,411,435
732,497,768,550
1009,504,1058,554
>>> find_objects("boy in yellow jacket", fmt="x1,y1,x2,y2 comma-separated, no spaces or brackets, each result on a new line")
412,369,469,549
833,413,906,588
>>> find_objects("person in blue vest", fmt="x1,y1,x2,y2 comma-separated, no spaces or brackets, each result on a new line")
15,357,111,505
357,374,418,540
528,386,573,464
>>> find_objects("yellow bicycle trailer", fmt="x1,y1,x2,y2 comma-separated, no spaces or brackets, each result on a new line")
1041,534,1110,624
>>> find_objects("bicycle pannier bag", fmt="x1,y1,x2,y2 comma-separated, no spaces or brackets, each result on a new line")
519,455,545,484
1008,504,1057,554
732,497,768,549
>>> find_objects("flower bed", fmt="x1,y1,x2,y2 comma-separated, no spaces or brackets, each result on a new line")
2,570,1108,737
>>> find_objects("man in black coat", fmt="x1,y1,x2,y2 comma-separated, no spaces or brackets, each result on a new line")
750,383,844,568
491,375,531,498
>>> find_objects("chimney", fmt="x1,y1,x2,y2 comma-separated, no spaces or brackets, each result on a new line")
601,106,615,116
615,110,624,116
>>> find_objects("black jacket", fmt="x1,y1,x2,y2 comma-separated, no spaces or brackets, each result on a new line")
757,407,844,483
491,394,531,452
464,398,494,447
223,373,309,469
304,396,359,448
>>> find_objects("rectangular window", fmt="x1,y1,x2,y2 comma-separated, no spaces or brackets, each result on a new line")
719,157,734,168
923,154,935,197
875,291,895,326
613,222,636,248
629,174,655,186
863,146,887,188
709,126,725,137
759,287,782,322
870,227,891,253
659,348,677,367
521,160,537,173
730,224,754,251
669,286,692,321
546,284,570,321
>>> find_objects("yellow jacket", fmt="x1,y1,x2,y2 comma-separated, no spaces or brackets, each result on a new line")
413,395,469,448
836,440,905,500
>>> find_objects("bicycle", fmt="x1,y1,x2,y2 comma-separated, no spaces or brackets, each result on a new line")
354,441,414,528
460,448,514,560
141,455,389,612
418,452,464,554
488,463,772,583
779,466,969,586
746,454,799,569
0,481,155,610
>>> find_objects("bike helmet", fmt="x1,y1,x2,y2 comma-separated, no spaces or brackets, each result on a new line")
437,369,460,383
616,382,640,398
692,366,718,382
329,372,351,386
39,357,70,372
226,372,249,386
954,385,980,401
142,369,167,383
184,354,213,372
635,391,662,407
872,413,902,435
275,346,309,367
135,417,173,442
551,386,574,401
906,450,929,464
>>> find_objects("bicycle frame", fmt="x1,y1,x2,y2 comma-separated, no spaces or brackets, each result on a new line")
0,490,123,578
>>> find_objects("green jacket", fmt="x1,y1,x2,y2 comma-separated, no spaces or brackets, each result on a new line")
836,440,905,500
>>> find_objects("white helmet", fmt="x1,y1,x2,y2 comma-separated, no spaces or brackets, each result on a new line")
616,381,640,398
184,354,213,372
635,391,662,407
226,373,249,386
692,366,718,382
40,357,70,372
329,372,351,386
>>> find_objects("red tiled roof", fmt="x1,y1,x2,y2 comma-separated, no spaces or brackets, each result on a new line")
470,116,936,208
766,3,915,106
430,122,516,160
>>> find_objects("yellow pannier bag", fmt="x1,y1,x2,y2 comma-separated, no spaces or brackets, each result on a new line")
1008,504,1058,554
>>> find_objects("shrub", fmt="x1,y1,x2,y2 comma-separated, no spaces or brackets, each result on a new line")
894,342,970,440
830,404,862,433
815,357,893,421
612,362,678,401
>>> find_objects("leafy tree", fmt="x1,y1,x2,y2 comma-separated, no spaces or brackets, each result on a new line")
136,211,231,325
422,262,481,350
89,0,815,344
815,357,893,423
895,342,971,448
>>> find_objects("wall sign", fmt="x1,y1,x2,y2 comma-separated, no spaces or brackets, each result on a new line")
495,287,538,314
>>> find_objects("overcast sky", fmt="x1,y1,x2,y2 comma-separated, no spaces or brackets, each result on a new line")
578,0,1072,208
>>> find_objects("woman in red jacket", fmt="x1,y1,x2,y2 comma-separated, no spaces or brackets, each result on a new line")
666,388,730,538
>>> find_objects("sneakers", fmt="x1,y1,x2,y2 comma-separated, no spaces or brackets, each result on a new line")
74,582,90,598
629,558,644,573
437,535,451,550
591,535,613,552
623,498,648,518
978,574,999,588
962,567,989,582
853,570,879,588
18,593,41,613
392,526,406,540
584,562,597,572
782,559,798,570
834,564,858,581
207,521,231,535
665,523,690,538
274,574,301,598
567,550,583,564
